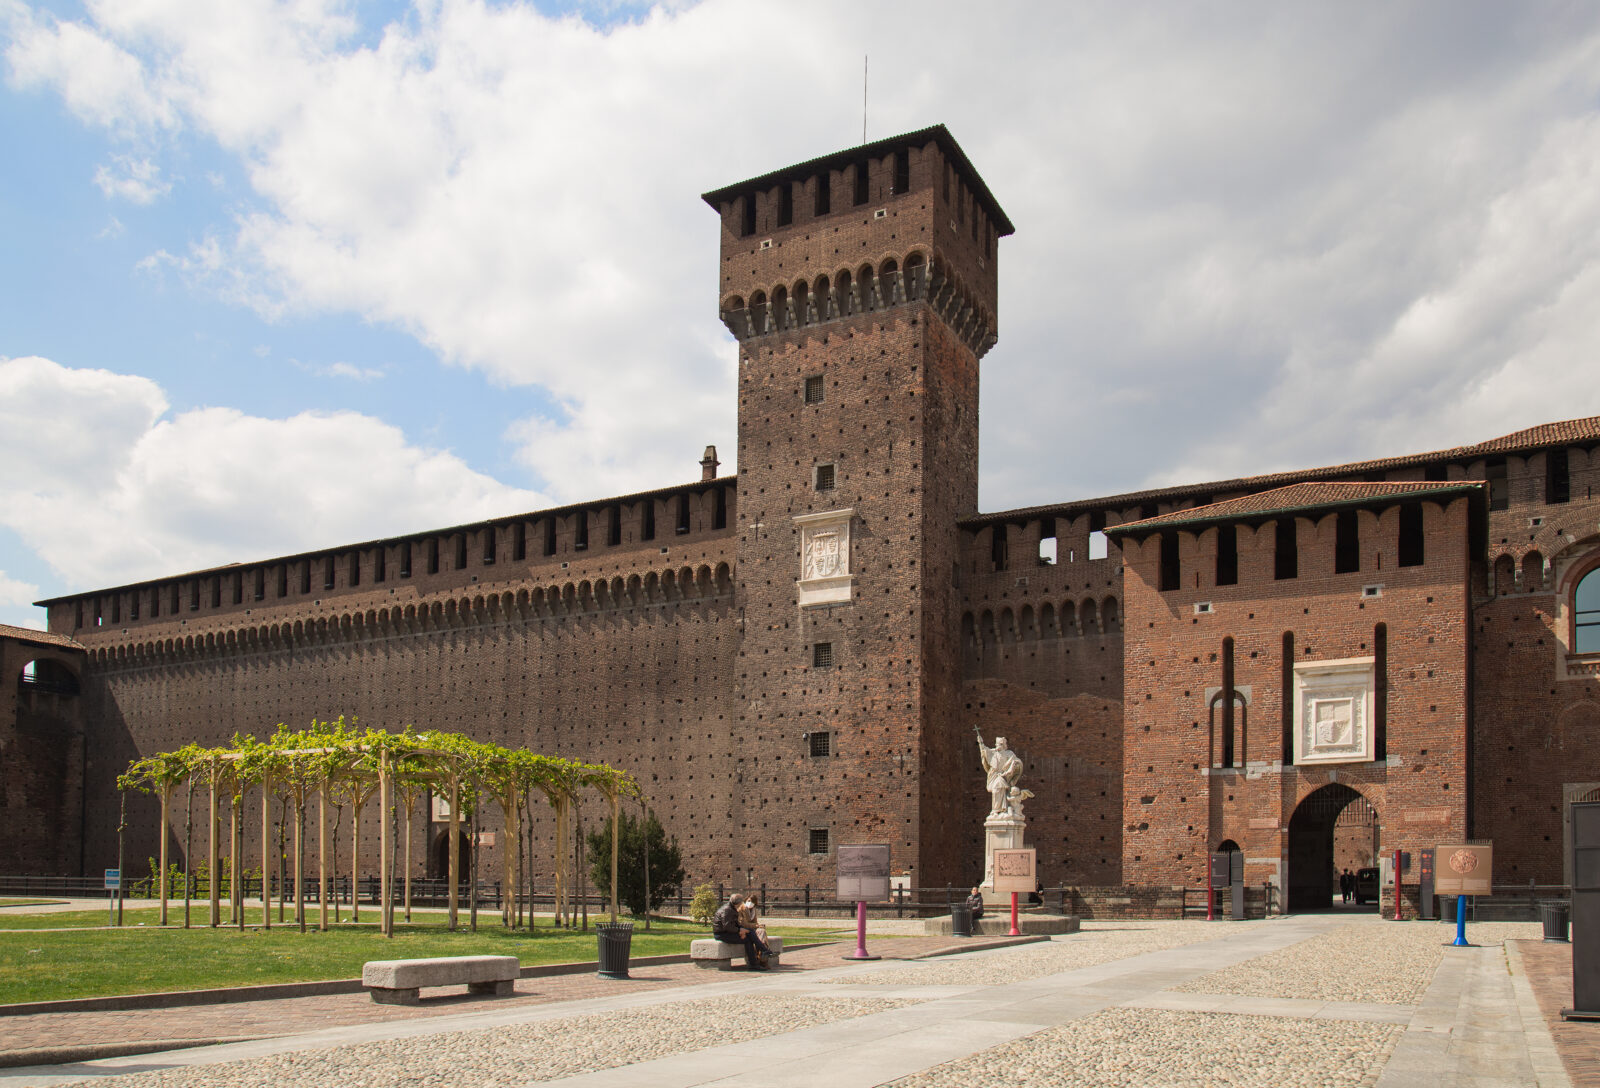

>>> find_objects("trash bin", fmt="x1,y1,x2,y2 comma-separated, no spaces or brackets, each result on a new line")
597,922,634,979
1540,900,1570,942
1441,895,1457,924
950,903,972,938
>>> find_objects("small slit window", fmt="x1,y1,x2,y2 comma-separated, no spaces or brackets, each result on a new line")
809,731,831,758
813,642,833,668
815,463,836,492
805,375,824,404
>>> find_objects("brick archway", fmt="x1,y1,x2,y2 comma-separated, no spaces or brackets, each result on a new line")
1287,784,1373,912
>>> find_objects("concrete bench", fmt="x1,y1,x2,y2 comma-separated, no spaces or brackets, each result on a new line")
689,935,784,970
362,955,521,1004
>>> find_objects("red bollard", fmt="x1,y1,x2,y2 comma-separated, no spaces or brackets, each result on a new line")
1009,891,1021,936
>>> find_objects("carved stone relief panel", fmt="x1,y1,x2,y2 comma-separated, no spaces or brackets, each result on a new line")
795,508,854,607
1293,657,1375,765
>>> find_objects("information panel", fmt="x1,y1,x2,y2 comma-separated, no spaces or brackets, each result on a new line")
1434,843,1493,896
993,848,1037,894
836,844,891,901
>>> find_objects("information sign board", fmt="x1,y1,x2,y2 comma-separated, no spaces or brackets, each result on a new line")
1434,843,1493,896
103,868,121,890
993,848,1036,894
836,844,891,901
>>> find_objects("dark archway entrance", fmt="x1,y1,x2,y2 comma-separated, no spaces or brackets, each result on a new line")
1287,784,1376,912
429,830,471,882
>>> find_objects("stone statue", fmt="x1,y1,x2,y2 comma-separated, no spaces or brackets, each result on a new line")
1006,786,1034,820
974,726,1024,818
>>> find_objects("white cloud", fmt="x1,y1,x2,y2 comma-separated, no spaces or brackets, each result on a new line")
93,154,170,203
9,1,1600,514
0,570,39,609
0,355,543,589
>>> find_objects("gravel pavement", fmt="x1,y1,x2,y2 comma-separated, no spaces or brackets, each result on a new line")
886,1007,1401,1088
823,919,1266,988
1170,920,1542,1004
48,995,921,1088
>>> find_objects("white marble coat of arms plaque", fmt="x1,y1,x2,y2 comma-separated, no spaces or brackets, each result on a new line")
1293,657,1375,765
794,508,854,607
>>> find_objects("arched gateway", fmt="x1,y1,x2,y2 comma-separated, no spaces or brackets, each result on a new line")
1287,784,1378,911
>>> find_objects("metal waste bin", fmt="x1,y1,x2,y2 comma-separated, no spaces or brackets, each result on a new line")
1441,895,1457,924
1541,900,1571,942
950,903,973,938
597,922,634,979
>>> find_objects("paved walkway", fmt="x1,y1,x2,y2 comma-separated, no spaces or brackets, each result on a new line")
0,916,1588,1087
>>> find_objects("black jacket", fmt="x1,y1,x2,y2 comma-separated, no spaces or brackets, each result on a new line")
712,903,743,940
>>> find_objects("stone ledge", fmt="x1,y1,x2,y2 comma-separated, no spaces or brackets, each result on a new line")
922,914,1081,936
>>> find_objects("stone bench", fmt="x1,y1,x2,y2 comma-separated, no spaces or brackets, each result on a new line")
689,935,784,970
362,955,521,1004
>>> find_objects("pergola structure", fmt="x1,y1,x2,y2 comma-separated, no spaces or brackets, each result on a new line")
117,717,639,936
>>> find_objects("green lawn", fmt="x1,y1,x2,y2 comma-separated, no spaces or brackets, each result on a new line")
0,915,843,1004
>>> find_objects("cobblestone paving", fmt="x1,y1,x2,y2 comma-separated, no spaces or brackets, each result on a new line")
49,995,921,1087
822,920,1266,988
887,1007,1400,1088
1170,920,1542,1004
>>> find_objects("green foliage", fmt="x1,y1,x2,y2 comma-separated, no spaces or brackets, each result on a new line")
585,811,687,917
689,882,719,925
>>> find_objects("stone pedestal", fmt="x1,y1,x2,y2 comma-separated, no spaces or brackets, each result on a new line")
981,813,1027,905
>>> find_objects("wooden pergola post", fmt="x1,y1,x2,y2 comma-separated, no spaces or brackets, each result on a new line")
261,775,272,929
609,789,620,923
448,772,461,930
157,784,171,926
318,779,329,932
379,747,392,937
208,765,220,927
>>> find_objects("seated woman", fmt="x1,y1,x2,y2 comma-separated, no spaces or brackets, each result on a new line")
711,892,771,970
965,886,985,921
738,893,768,947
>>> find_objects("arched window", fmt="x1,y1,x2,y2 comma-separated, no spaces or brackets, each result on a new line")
1577,567,1600,654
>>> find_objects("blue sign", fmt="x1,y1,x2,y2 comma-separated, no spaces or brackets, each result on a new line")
104,868,121,890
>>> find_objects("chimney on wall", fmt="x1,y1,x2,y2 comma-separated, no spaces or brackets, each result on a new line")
700,445,720,481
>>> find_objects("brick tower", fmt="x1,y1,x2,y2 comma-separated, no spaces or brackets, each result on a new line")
703,126,1013,889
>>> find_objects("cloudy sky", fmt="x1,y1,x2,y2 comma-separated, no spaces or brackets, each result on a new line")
3,1,1599,630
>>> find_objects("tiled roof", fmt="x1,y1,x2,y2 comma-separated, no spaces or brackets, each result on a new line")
0,623,84,651
1106,481,1482,534
962,414,1600,528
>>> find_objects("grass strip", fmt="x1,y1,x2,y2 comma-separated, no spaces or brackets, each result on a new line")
0,916,841,1003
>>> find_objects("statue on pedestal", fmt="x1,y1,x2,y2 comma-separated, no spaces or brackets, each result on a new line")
975,726,1024,818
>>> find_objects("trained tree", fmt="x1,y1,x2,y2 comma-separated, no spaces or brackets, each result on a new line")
586,810,686,918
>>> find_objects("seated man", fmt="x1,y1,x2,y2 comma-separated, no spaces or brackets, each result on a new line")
712,892,770,970
965,886,985,921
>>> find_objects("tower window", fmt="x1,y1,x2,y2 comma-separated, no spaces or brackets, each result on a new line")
374,547,386,583
1274,519,1298,580
677,493,691,534
1485,457,1508,511
814,173,830,216
349,552,360,587
1424,463,1448,482
1575,567,1600,653
608,504,623,546
1216,524,1238,586
130,593,140,620
853,160,869,205
302,561,313,593
991,523,1008,573
893,148,909,194
512,522,526,561
815,463,836,492
544,518,557,556
211,577,222,608
1374,623,1388,759
232,571,243,604
275,565,286,597
809,828,830,855
809,731,831,757
455,534,468,569
777,183,793,227
428,540,440,574
1398,503,1424,567
805,375,824,404
813,642,834,668
641,501,656,541
1159,531,1180,591
740,193,756,237
483,528,496,564
1334,510,1360,574
400,542,413,578
713,487,727,531
324,556,336,590
1547,448,1571,504
575,511,589,551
